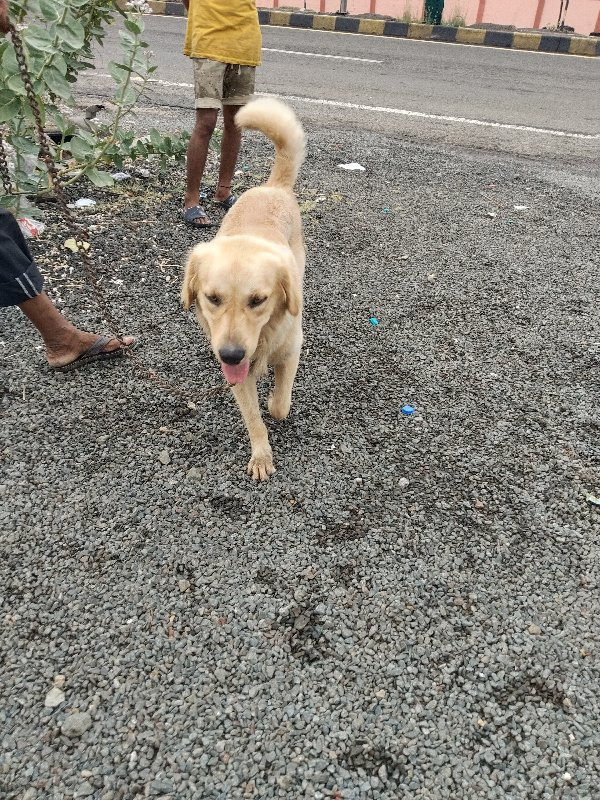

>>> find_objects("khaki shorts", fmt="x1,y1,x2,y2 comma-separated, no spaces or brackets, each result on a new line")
193,58,255,109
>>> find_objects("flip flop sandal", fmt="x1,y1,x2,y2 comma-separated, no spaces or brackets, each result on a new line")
212,194,237,212
183,205,216,228
52,335,137,372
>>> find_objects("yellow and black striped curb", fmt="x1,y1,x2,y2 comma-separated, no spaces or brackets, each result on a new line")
148,2,600,57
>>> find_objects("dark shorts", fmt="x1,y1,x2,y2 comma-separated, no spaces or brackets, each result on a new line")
0,209,44,307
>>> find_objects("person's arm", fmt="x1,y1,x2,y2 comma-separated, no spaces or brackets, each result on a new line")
0,0,10,34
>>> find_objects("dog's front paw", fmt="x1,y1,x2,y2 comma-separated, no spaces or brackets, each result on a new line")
247,447,275,481
268,392,291,420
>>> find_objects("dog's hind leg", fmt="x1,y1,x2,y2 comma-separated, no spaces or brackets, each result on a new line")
232,378,275,481
268,349,300,421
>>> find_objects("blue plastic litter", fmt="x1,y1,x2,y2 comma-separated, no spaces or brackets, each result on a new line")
370,317,379,326
401,405,415,416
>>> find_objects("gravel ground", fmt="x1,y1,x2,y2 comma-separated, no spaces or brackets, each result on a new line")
1,119,599,800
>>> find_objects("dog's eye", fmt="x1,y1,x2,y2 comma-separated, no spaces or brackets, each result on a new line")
248,296,267,309
205,294,222,306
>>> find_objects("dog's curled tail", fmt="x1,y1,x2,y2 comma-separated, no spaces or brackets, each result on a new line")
235,97,306,190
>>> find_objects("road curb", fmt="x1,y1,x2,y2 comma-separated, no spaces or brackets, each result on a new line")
147,2,600,58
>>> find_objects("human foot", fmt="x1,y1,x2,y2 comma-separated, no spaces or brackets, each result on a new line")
213,184,236,210
183,204,215,228
46,331,136,369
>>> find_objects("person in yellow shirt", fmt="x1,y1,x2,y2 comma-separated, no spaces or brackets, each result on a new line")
182,0,262,228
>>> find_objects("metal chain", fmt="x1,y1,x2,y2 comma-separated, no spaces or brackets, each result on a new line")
1,24,228,405
0,129,12,196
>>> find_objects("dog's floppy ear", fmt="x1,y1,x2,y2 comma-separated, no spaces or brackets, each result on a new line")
181,244,208,310
278,253,302,317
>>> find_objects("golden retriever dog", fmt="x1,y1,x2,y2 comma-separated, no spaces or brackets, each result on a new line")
181,98,306,481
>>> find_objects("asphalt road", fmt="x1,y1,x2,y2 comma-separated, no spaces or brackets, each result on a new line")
1,16,599,800
82,17,600,188
94,17,600,134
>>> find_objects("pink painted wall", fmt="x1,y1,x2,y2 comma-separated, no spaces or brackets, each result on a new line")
258,0,600,34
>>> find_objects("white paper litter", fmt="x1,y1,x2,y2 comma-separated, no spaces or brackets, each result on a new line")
337,162,366,171
111,171,131,181
67,198,96,208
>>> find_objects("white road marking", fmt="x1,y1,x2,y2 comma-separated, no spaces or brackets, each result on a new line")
83,75,599,140
263,47,381,63
263,92,600,140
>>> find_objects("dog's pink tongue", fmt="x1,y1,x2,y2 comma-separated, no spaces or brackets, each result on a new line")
221,361,250,385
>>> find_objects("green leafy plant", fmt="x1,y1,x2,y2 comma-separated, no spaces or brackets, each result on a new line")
0,0,189,216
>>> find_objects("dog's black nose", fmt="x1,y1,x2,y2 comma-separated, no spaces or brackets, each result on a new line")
219,346,246,365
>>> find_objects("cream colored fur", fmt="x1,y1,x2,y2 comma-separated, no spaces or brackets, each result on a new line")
181,98,306,481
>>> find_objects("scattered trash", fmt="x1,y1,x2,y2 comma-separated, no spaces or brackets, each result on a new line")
234,169,243,177
486,211,497,219
338,162,365,171
383,207,390,214
64,238,90,252
111,171,131,181
369,317,379,326
587,494,600,507
513,205,529,211
426,272,436,282
507,219,514,225
67,198,96,208
401,405,415,416
17,217,45,238
398,477,410,489
199,190,208,199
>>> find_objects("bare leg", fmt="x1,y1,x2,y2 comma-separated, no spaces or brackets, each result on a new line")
268,350,300,420
184,108,218,224
19,292,134,367
231,377,275,481
214,105,243,204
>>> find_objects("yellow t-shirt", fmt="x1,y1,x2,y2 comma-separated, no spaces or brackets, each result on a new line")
184,0,262,67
